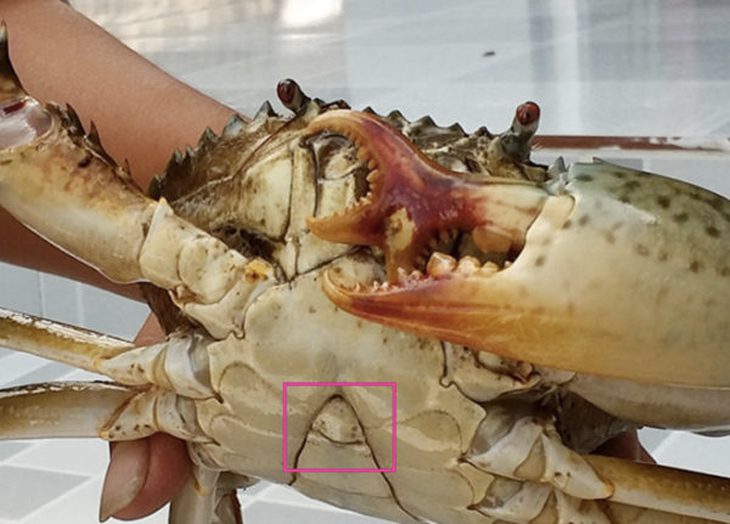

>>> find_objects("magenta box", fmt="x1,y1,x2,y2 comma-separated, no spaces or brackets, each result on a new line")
282,381,397,473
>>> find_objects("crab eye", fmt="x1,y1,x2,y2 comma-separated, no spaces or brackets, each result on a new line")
516,101,540,126
276,79,296,105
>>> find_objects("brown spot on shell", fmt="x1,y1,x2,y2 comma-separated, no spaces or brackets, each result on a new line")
673,212,689,224
535,255,545,267
689,260,702,273
621,179,641,192
634,244,650,257
578,215,590,226
706,225,720,238
656,195,671,209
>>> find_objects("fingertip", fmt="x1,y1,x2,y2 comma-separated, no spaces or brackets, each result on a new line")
109,434,191,520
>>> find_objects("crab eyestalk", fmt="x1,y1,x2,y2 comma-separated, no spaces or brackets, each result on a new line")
500,101,540,162
306,110,548,282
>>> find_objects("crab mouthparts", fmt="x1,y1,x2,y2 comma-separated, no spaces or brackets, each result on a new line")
306,109,547,343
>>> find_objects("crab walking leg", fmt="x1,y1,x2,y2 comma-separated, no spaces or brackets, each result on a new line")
0,381,210,442
169,466,221,524
168,465,251,524
586,455,730,524
0,36,274,338
466,411,730,523
0,307,132,368
0,383,136,439
0,307,216,399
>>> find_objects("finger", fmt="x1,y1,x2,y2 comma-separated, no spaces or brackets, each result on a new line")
99,438,150,521
101,314,192,520
110,433,191,520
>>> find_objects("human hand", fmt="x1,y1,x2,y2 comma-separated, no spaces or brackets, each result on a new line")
99,314,192,521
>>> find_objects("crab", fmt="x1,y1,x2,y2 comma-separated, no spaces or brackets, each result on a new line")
1,26,730,524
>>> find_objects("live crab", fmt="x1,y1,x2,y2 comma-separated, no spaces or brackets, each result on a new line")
1,26,730,524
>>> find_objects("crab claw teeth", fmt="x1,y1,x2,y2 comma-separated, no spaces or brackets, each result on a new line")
322,270,494,348
324,249,730,388
455,256,481,276
426,252,457,278
306,110,548,282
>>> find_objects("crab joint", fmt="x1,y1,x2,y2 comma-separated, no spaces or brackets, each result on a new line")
306,110,547,282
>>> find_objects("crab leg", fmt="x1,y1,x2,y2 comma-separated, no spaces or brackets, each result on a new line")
0,307,216,400
0,382,137,439
468,411,730,523
0,28,274,338
0,309,213,442
0,307,132,368
586,455,730,523
0,380,210,445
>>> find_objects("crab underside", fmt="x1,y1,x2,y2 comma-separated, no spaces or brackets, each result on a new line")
2,26,730,524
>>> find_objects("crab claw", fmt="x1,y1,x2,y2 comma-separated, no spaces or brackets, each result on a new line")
0,30,274,337
307,110,547,281
309,109,730,388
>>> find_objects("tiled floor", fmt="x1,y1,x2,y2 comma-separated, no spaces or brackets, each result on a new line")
2,0,730,522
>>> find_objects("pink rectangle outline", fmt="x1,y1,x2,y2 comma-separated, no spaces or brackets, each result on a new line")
282,381,397,473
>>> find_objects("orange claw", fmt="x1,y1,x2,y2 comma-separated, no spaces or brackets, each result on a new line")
306,110,541,282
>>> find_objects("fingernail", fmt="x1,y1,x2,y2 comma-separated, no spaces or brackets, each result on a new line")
99,439,150,522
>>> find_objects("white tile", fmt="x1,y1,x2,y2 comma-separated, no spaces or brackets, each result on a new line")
77,284,149,339
2,362,78,388
39,273,80,326
711,120,730,136
0,442,32,463
20,475,169,524
653,431,730,477
638,427,671,454
0,263,42,316
7,439,108,477
0,465,88,521
0,353,50,387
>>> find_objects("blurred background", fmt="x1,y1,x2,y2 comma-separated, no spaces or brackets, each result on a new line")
1,0,730,522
